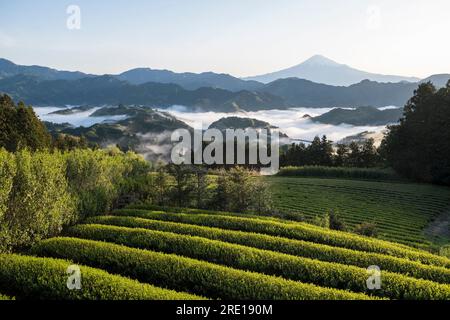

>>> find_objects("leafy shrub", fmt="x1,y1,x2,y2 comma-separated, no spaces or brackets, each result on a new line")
311,213,330,228
440,246,450,259
31,237,372,300
2,150,76,251
64,148,150,218
68,223,450,299
0,253,200,300
0,148,150,252
329,210,346,231
0,150,16,252
355,222,379,238
87,215,450,284
113,209,450,268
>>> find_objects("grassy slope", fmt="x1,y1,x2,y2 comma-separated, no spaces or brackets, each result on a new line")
266,176,450,248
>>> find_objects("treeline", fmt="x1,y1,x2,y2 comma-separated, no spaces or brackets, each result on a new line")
125,165,272,214
0,94,92,152
381,81,450,185
280,136,381,168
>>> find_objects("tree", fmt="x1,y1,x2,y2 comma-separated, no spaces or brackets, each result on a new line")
154,166,169,206
334,144,349,166
319,135,334,166
53,134,89,151
191,165,209,209
346,142,362,167
211,167,272,213
167,163,194,207
0,95,51,152
360,139,379,167
381,81,450,185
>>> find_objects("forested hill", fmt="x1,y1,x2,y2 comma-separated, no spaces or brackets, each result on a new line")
0,75,287,112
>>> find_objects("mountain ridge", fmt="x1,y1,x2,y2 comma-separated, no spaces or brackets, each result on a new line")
0,74,287,112
244,55,420,86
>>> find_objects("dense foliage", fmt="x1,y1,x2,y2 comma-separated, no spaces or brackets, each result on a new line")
0,94,51,152
0,148,149,252
381,82,450,185
280,136,381,168
136,165,273,214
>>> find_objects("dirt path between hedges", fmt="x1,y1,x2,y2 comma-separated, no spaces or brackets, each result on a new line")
424,209,450,240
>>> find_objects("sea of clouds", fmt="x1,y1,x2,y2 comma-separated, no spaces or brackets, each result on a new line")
162,106,389,143
33,105,394,144
33,106,128,127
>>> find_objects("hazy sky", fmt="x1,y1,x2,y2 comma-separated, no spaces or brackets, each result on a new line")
1,0,449,78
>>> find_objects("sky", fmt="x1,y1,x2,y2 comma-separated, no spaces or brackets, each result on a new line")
1,0,450,78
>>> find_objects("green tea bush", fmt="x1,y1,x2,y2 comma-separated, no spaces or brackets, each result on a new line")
68,224,450,299
64,148,150,217
0,148,150,252
0,150,16,252
2,150,76,251
0,253,200,300
113,209,450,268
0,294,14,300
277,166,401,181
86,216,450,284
31,237,373,300
440,246,450,259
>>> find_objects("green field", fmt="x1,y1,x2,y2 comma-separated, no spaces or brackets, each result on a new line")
266,177,450,248
2,207,450,300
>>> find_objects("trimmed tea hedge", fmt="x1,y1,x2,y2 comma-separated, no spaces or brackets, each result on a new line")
277,166,401,181
31,237,373,300
0,253,201,300
68,224,450,300
85,216,450,284
0,293,13,300
112,209,450,268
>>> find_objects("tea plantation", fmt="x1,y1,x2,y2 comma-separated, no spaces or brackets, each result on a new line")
266,177,450,248
1,207,450,300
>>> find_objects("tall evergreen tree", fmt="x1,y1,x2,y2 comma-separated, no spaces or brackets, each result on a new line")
381,81,450,185
0,95,51,152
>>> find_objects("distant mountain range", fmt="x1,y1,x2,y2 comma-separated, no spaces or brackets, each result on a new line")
0,58,257,92
260,78,417,108
0,74,286,112
244,55,420,86
0,58,92,81
117,68,262,92
1,57,449,111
